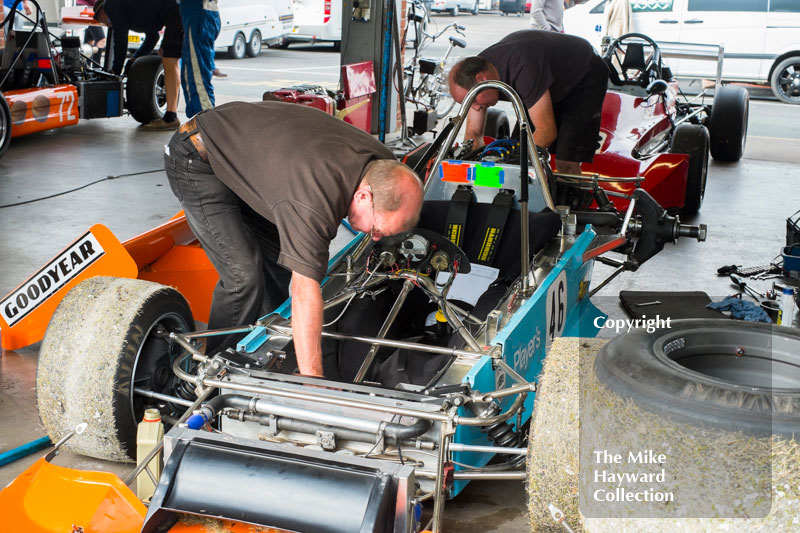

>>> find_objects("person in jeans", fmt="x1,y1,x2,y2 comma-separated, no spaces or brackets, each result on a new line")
2,0,31,31
164,101,424,377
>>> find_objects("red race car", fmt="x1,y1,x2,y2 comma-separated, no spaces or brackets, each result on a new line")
477,33,749,217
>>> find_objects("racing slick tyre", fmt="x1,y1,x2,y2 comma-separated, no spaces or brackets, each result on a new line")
126,55,167,124
37,277,194,462
528,325,800,532
709,85,749,162
770,56,800,105
247,29,262,57
484,108,510,139
450,5,459,16
669,123,709,216
229,32,247,59
0,92,10,158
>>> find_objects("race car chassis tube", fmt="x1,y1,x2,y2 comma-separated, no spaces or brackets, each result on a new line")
195,394,433,439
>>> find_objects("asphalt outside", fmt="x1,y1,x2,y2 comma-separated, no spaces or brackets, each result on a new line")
1,11,799,533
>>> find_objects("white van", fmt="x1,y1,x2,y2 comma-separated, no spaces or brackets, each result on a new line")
287,0,342,48
217,0,294,58
564,0,800,103
125,0,294,59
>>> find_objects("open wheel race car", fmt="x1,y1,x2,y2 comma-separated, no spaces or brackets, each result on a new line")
0,0,167,158
0,83,706,532
476,32,749,217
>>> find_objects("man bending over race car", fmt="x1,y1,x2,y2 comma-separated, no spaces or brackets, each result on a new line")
93,0,182,130
165,101,424,377
448,29,608,175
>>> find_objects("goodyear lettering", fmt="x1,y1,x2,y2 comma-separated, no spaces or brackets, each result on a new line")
512,326,542,373
0,231,104,326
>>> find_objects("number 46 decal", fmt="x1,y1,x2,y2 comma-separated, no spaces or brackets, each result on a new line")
546,270,567,343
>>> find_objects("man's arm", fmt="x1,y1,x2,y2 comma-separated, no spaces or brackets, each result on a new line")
290,271,324,377
530,0,549,30
134,31,159,60
464,106,488,148
528,89,557,148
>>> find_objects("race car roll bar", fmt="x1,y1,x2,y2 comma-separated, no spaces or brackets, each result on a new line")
424,80,555,213
426,80,555,297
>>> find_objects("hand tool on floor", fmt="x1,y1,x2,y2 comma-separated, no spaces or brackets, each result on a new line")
730,273,765,301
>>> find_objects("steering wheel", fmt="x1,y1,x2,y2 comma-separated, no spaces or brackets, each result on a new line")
603,33,663,88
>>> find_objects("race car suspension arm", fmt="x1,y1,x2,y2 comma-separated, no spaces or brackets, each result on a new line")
354,279,415,383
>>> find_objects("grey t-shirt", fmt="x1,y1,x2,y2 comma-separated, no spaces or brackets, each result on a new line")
478,30,595,108
196,101,394,282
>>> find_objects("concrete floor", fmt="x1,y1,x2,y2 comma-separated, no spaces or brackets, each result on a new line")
1,13,800,532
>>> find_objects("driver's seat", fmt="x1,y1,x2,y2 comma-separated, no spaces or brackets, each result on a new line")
607,42,652,88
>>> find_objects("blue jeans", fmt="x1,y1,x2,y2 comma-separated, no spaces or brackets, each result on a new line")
180,0,221,118
164,131,291,349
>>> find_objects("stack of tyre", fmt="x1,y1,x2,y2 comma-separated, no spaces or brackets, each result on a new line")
528,322,800,532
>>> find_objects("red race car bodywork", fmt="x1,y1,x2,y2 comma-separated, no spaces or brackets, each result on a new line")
582,87,689,212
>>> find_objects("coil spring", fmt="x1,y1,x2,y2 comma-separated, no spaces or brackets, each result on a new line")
175,380,196,401
481,417,526,467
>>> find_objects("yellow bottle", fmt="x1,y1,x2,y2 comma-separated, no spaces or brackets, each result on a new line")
136,408,164,501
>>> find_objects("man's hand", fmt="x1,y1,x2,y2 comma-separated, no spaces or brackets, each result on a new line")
22,0,32,15
290,272,324,378
464,106,488,148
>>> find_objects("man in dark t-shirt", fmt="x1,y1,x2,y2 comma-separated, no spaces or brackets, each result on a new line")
448,30,608,175
164,101,424,378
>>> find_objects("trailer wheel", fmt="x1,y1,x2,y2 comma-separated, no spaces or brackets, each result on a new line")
669,123,709,215
37,277,194,462
229,32,246,59
483,108,510,139
0,92,11,158
709,85,749,162
125,55,166,124
247,29,262,57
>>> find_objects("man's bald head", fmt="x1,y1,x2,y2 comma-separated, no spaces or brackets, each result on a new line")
355,160,424,238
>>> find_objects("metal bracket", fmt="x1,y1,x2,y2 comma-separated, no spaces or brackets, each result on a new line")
315,430,336,451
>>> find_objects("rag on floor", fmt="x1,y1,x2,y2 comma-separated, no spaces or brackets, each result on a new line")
707,296,772,323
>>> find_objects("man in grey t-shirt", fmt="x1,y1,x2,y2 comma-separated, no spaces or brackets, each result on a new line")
530,0,563,32
448,30,608,175
164,101,424,378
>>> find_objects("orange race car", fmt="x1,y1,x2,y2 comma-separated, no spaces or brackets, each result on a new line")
0,0,167,158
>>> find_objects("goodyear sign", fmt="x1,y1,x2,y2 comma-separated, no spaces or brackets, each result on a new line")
1,231,104,326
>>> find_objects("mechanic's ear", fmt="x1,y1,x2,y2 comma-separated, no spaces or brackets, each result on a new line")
646,79,668,96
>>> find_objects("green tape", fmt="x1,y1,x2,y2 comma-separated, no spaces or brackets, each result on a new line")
473,165,503,188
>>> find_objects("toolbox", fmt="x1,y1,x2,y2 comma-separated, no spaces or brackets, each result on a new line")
783,244,800,276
